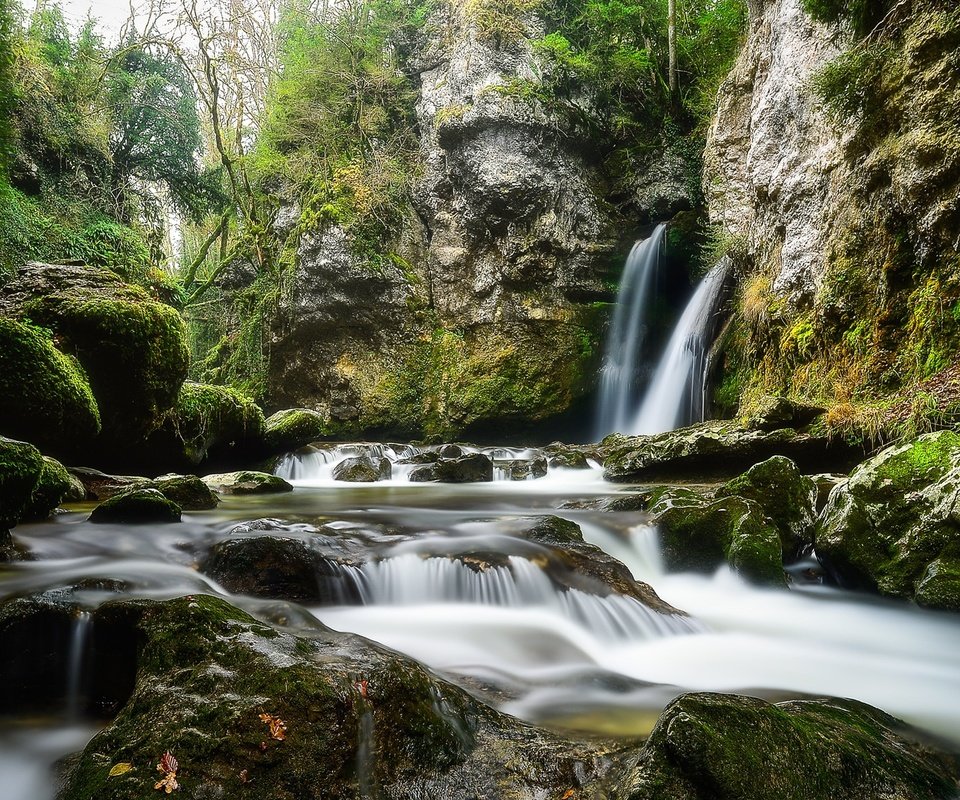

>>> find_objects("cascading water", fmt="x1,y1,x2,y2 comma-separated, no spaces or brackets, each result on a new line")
65,611,92,719
594,224,668,438
630,259,728,435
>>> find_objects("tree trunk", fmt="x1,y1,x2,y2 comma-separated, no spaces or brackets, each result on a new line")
668,0,677,96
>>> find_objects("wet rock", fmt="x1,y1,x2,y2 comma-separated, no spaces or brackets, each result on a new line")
399,450,440,465
547,450,591,469
601,420,861,482
655,496,784,586
435,453,494,483
502,457,548,480
716,456,817,558
67,467,151,501
21,455,74,521
0,316,101,456
438,444,464,459
88,488,182,524
333,456,392,482
263,407,330,453
0,262,188,449
0,436,45,528
201,471,293,495
55,595,632,800
817,431,960,610
636,692,959,800
809,473,847,513
153,474,219,510
202,536,360,603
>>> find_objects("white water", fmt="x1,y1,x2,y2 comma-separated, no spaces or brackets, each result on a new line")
595,225,668,438
631,260,728,435
65,611,92,719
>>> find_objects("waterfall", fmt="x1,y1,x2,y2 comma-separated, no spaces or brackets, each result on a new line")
65,611,92,719
630,259,728,435
594,224,668,438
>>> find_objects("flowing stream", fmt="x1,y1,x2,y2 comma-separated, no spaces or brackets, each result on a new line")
3,451,960,798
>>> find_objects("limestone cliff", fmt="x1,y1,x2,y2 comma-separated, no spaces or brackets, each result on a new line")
266,0,694,441
706,0,960,428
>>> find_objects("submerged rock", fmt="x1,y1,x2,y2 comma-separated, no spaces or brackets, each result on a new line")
263,407,330,453
601,420,861,482
0,316,101,455
716,456,817,558
817,431,960,610
333,455,392,482
201,471,293,495
89,488,182,524
635,693,958,800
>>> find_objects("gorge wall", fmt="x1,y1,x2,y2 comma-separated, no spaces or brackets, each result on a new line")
706,0,960,430
265,0,693,441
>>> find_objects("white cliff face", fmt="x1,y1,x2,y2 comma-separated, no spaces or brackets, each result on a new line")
704,0,846,306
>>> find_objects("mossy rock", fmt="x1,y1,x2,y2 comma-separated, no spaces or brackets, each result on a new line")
502,457,548,480
0,317,101,454
742,395,825,432
263,408,331,453
55,595,629,800
816,430,960,609
332,456,392,482
434,453,493,483
149,381,266,467
21,455,73,521
0,262,188,446
153,474,219,510
635,692,958,800
67,467,152,501
0,436,45,528
655,495,785,585
201,471,293,495
88,488,182,524
717,456,818,558
546,449,591,469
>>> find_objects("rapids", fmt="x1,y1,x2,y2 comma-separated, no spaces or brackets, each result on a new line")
3,452,960,799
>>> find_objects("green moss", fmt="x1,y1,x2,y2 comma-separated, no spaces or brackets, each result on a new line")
88,488,182,524
263,408,331,453
0,317,101,452
165,381,266,464
0,436,44,528
21,283,188,444
21,455,72,521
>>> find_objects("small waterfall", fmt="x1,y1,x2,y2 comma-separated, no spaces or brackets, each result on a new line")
339,554,693,640
65,611,92,719
595,225,668,438
630,260,728,435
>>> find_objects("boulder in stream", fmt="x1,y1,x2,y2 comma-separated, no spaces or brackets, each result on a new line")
153,474,220,510
333,455,392,482
716,456,817,558
263,407,330,453
817,430,960,610
0,437,70,529
89,488,182,524
201,471,293,495
411,452,494,483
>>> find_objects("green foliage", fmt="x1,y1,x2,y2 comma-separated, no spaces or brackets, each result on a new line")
0,0,15,169
811,43,891,124
802,0,894,37
166,381,265,464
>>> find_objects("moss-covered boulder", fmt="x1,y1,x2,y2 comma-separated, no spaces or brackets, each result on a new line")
501,457,548,480
411,453,494,483
201,471,293,495
634,693,958,800
0,436,45,529
66,467,152,501
333,455,392,482
148,381,266,468
601,420,861,482
55,595,629,800
21,455,73,521
742,395,825,432
654,496,785,585
153,474,219,510
263,408,331,454
817,430,960,610
546,447,591,469
0,262,188,447
88,488,182,524
717,456,818,558
0,317,100,454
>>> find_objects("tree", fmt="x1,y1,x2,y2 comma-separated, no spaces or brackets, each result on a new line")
668,0,677,95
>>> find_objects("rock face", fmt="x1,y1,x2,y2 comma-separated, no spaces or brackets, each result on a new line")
706,0,960,409
265,1,640,441
817,431,960,610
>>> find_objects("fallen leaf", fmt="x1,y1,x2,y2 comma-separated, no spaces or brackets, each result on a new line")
259,712,287,741
561,790,576,800
154,772,180,794
158,752,179,775
108,762,134,777
239,768,250,783
155,751,180,793
354,679,369,699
